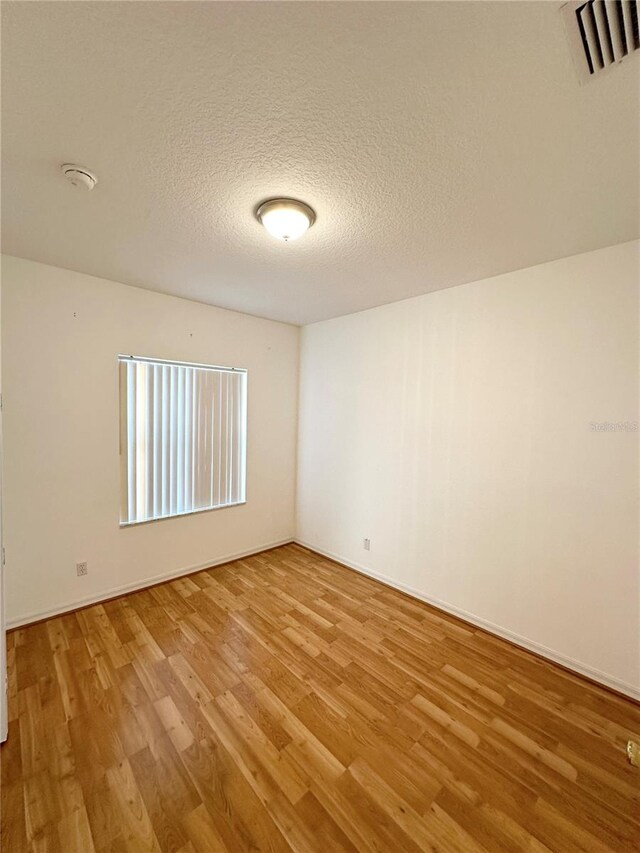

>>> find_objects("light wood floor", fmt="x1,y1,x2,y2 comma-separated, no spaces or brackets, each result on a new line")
1,544,639,852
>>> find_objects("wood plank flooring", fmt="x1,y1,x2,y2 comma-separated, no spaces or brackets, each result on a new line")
1,543,639,852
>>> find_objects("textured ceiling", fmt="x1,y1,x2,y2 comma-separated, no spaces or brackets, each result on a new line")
1,1,639,325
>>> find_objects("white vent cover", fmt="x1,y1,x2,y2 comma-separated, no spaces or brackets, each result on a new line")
563,1,639,82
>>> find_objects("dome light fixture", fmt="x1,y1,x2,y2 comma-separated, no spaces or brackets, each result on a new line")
256,198,315,242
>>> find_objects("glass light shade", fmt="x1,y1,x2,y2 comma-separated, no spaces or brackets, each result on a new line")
257,199,315,241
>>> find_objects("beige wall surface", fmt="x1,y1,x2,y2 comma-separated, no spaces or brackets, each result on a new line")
297,241,640,697
1,255,299,625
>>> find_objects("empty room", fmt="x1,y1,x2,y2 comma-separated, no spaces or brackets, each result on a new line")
0,1,639,851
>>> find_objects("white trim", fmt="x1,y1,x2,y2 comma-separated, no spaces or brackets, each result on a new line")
295,539,640,703
7,538,293,629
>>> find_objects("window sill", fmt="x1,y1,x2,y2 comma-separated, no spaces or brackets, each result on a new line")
119,500,247,527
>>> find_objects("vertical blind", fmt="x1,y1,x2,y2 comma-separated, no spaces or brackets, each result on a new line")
119,356,247,525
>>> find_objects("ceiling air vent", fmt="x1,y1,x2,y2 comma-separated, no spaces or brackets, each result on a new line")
562,1,640,82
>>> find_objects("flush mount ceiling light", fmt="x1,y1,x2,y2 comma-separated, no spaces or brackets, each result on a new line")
256,198,315,242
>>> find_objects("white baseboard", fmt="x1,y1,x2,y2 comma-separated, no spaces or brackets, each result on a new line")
7,538,294,629
294,539,640,703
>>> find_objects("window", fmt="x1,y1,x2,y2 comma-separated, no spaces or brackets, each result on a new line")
119,356,247,525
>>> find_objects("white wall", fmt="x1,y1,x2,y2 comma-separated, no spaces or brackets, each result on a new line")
0,270,7,740
1,255,299,626
297,241,640,698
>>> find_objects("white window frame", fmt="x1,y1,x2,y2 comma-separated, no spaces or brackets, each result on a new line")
118,355,247,527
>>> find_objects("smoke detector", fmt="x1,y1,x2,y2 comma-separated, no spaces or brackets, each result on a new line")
61,164,98,191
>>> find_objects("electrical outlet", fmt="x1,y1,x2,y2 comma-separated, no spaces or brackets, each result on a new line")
363,538,371,551
628,740,639,767
76,561,88,577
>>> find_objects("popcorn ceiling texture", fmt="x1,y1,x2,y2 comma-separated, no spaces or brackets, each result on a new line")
1,1,638,325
